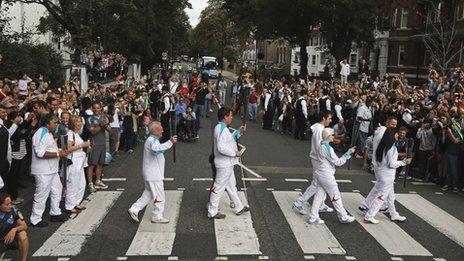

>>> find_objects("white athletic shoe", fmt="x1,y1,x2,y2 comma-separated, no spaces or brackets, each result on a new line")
292,203,307,215
390,215,406,222
88,183,97,193
151,217,170,223
128,209,139,223
340,215,355,224
307,217,325,224
364,216,380,224
318,206,334,213
94,180,108,189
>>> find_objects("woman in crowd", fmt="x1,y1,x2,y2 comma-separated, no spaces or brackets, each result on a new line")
65,115,91,213
0,193,29,261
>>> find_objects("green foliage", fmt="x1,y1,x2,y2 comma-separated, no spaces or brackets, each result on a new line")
0,39,63,86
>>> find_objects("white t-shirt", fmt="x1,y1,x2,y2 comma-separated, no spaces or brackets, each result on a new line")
109,108,120,128
356,104,372,133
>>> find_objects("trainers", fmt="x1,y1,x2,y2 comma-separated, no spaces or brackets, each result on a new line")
236,206,250,216
453,187,459,193
30,221,48,227
390,215,406,222
364,216,379,224
292,203,307,215
50,214,69,222
340,215,356,224
230,201,235,209
94,180,108,189
128,209,139,223
307,217,325,224
151,217,170,223
441,185,450,191
319,206,334,213
209,212,226,219
88,183,97,193
128,149,134,154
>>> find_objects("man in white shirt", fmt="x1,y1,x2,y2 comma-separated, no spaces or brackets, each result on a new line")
217,75,228,106
207,107,248,219
128,121,177,223
356,97,373,157
30,114,69,227
339,60,350,86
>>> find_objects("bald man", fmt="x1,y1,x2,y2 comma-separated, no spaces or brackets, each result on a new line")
128,121,177,223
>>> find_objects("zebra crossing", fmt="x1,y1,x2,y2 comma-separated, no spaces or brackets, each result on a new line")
26,189,464,260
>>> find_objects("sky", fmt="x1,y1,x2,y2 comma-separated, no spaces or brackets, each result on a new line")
185,0,209,28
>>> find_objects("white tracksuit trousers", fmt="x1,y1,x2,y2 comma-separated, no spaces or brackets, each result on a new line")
309,173,349,221
30,173,63,225
208,166,244,217
365,172,398,219
361,168,389,210
65,155,86,210
130,181,165,219
294,160,328,210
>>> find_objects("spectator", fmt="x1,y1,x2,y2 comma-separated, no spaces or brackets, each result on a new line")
0,193,29,261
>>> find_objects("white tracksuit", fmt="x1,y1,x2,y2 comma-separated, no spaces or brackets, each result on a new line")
207,122,244,217
294,123,328,209
30,127,63,225
365,145,406,219
361,126,389,209
129,135,173,219
65,131,87,211
309,141,351,221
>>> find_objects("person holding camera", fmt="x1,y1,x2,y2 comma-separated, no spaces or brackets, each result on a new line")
416,119,436,181
64,116,91,213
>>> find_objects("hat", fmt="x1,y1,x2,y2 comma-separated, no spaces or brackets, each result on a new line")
346,99,352,104
322,128,334,140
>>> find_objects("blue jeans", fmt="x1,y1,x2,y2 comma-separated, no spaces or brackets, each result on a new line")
248,102,258,121
445,153,460,188
357,131,368,155
194,104,204,128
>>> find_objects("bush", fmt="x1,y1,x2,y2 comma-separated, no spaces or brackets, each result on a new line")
0,40,63,87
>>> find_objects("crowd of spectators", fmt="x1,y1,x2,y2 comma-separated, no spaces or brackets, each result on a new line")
80,50,128,82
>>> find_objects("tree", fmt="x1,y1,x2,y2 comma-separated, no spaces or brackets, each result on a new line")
418,0,464,75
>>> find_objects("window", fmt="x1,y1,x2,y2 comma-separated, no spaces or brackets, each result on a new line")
349,53,357,67
400,8,409,28
294,52,300,63
320,53,326,65
392,8,398,27
311,55,316,66
398,44,405,66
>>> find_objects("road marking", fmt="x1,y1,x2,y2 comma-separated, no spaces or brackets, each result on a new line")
33,191,122,257
341,192,432,256
177,187,185,191
258,256,269,260
193,178,214,181
336,179,352,183
168,256,179,260
242,177,267,181
391,257,403,261
294,188,302,191
102,178,127,181
352,190,360,193
116,257,128,261
237,162,263,178
164,177,174,181
266,188,274,191
409,191,418,194
273,191,346,255
285,178,309,182
433,258,447,261
435,192,444,195
116,188,125,191
215,191,261,255
57,258,70,261
396,194,464,248
411,182,436,186
345,256,356,260
214,257,228,260
126,191,183,256
303,255,315,260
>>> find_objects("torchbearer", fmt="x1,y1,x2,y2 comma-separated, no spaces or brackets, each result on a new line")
364,128,412,224
308,128,356,224
207,107,249,219
128,121,177,223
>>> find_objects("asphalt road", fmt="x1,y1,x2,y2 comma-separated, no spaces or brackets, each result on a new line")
5,72,464,261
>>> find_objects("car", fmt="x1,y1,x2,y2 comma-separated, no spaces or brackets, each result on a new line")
208,68,219,79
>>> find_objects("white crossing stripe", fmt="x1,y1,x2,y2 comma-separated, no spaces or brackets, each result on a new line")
335,179,352,183
396,194,464,248
242,177,267,181
102,178,127,181
33,191,122,257
193,178,214,181
164,177,174,181
126,191,183,256
411,182,436,186
285,178,309,182
273,191,346,255
341,192,432,256
215,192,261,255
